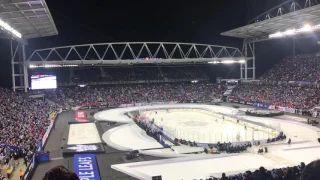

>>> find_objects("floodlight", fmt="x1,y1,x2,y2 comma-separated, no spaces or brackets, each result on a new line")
269,23,320,39
284,29,295,35
302,24,312,32
0,18,22,38
302,24,312,31
222,60,236,64
209,60,245,64
269,32,283,38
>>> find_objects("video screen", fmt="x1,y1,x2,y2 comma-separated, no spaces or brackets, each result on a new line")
31,75,57,90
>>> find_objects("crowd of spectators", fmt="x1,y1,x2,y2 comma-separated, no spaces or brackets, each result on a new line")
229,54,320,110
0,88,55,161
43,83,225,107
230,83,320,109
205,160,320,180
260,54,320,83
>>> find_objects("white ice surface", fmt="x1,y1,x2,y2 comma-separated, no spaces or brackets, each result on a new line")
101,104,320,180
94,104,237,123
68,123,101,145
112,153,286,180
146,110,272,143
281,115,307,122
238,115,320,142
102,123,163,150
113,140,320,180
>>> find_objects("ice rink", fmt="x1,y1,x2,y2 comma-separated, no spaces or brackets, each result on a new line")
102,123,163,151
94,104,237,123
238,115,320,142
97,104,320,180
112,153,286,180
143,109,274,143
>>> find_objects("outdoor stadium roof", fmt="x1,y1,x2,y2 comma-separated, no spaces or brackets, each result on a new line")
221,4,320,41
0,0,58,40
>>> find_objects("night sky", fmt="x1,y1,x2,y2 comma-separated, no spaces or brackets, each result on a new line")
0,0,319,87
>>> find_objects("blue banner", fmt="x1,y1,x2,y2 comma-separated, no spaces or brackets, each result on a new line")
37,153,50,163
0,144,20,150
74,154,100,180
253,102,270,109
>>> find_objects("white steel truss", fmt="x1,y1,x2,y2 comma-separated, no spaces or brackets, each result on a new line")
27,42,249,65
248,0,319,24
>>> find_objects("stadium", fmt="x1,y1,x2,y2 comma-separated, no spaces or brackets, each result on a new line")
1,0,320,180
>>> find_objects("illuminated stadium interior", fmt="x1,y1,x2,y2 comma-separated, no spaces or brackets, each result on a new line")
1,0,320,180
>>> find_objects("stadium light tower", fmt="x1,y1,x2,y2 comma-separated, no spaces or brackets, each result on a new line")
0,0,58,92
221,0,320,80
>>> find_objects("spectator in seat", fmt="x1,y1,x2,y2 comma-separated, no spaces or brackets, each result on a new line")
220,173,228,180
19,169,24,179
255,166,268,180
42,166,79,180
6,168,11,179
283,168,294,180
300,160,320,180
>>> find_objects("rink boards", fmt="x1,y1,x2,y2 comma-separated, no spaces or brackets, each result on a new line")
98,104,320,152
142,108,277,144
96,104,320,180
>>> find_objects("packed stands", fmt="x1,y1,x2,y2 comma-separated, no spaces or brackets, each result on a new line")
230,83,319,109
260,54,320,83
43,83,225,107
0,88,56,166
206,161,311,180
228,53,320,110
